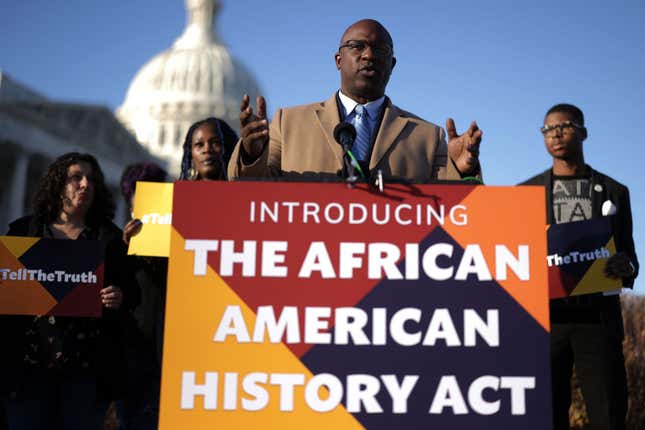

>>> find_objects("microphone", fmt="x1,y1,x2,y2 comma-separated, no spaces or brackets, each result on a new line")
333,122,357,151
333,122,364,182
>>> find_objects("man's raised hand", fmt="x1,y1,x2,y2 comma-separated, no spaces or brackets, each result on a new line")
446,118,482,176
240,94,269,159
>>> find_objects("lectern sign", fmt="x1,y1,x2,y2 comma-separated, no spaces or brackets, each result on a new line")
160,181,551,429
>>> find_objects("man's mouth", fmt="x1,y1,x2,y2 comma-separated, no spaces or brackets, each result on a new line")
359,65,378,76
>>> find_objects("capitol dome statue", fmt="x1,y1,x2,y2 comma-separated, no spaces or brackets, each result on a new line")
117,0,261,175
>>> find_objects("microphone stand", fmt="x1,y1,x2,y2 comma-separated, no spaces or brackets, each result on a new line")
342,145,360,186
333,122,361,187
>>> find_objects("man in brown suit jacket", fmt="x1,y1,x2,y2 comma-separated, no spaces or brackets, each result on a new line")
228,19,482,183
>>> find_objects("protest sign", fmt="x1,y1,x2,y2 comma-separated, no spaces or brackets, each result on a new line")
547,217,621,298
0,236,104,317
128,181,173,257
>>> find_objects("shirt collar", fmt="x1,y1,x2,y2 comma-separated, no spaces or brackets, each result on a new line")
338,90,385,119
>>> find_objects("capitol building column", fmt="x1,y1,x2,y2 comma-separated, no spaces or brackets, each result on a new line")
3,149,29,227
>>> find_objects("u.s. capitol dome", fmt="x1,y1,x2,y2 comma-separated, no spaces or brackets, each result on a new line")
117,0,261,175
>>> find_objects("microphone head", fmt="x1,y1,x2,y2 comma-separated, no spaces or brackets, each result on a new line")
333,122,357,145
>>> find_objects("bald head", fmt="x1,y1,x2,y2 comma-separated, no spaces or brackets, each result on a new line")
340,19,393,49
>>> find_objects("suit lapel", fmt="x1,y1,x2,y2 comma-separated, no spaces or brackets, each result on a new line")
314,93,344,165
545,169,554,224
590,167,605,218
369,101,408,169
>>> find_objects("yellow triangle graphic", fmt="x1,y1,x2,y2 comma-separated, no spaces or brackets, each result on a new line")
0,236,40,258
160,227,364,429
570,237,621,296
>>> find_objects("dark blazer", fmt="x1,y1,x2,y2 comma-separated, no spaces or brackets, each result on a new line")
522,166,638,288
1,215,138,400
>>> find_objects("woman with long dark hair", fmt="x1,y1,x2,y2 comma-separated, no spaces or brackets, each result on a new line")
2,152,137,430
178,117,238,181
122,117,237,242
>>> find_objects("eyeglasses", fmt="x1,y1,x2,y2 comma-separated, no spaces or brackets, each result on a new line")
540,121,583,136
338,40,393,57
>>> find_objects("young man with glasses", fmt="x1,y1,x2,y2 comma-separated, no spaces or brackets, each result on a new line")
228,19,482,183
522,103,638,430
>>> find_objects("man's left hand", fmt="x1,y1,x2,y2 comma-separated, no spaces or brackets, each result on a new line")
604,252,634,279
446,118,482,176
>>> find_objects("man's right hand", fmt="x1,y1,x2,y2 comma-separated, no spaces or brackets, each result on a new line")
240,94,269,160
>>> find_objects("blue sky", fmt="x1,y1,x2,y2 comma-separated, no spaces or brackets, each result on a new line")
2,0,644,293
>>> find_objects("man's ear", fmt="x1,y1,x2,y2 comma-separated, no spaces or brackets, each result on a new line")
581,126,588,141
391,56,397,70
335,52,342,70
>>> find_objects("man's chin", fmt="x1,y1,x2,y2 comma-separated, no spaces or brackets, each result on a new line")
552,153,577,162
354,86,385,102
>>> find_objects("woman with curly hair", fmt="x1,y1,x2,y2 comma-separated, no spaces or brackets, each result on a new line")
1,152,138,430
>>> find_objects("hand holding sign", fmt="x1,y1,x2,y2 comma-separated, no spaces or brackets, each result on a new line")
604,252,634,279
123,218,143,245
101,285,123,309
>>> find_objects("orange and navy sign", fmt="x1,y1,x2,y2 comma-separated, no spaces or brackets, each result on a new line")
547,217,621,298
0,236,104,317
160,182,551,429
